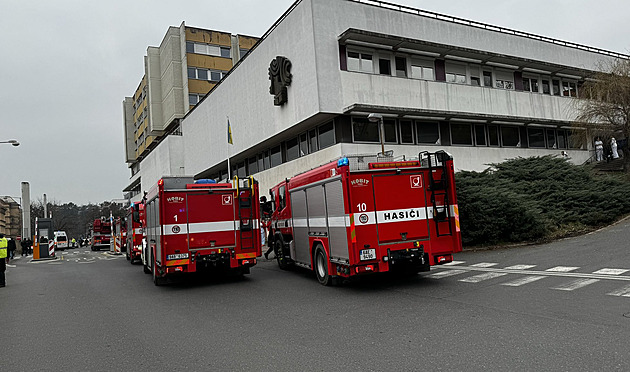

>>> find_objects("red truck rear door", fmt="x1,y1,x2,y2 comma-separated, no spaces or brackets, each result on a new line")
372,172,430,244
187,191,237,249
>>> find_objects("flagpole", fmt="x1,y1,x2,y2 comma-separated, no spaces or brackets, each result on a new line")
227,116,231,181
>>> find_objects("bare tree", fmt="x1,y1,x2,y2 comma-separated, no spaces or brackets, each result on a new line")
575,58,630,169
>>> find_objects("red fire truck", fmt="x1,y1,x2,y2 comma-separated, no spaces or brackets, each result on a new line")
126,202,144,263
91,217,112,251
142,176,262,285
268,151,462,285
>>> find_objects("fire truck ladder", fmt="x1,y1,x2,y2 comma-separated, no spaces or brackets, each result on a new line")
235,176,255,250
421,151,453,237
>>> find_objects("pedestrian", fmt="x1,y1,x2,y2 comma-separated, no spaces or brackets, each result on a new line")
260,196,275,259
7,237,16,260
0,233,8,287
595,137,604,162
611,137,619,159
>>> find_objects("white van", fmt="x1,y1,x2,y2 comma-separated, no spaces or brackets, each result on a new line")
54,231,68,250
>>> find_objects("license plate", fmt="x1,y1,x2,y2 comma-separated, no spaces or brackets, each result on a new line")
359,248,376,261
166,253,189,260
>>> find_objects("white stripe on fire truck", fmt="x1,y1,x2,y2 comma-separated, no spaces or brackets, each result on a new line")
162,220,260,236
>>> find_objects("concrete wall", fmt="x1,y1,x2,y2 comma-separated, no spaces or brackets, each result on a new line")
133,134,185,199
309,0,615,115
182,0,320,177
122,97,135,163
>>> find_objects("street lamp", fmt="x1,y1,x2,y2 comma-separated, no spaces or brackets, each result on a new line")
367,113,385,156
0,139,20,147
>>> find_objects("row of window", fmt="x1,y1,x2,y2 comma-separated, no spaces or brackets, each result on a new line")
187,67,227,82
186,41,231,58
345,47,581,96
208,116,584,181
210,122,336,180
350,117,582,149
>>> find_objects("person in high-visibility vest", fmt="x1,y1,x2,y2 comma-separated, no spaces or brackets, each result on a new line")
0,233,8,287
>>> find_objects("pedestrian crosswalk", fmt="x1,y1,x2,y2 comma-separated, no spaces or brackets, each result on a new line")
424,261,630,298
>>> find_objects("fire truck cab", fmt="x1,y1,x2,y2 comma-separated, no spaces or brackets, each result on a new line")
142,176,262,285
126,202,144,263
268,151,462,285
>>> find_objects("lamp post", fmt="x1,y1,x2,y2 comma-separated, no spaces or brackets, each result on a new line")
0,139,20,147
367,113,385,155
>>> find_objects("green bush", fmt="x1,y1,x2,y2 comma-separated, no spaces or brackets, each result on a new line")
455,156,630,246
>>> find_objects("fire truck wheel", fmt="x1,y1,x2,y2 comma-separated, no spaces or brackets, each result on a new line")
274,239,291,270
143,261,151,274
314,245,332,286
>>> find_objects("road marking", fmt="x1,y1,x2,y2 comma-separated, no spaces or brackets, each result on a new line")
504,264,536,270
607,285,630,297
501,276,546,287
444,261,465,266
470,262,497,268
459,272,508,283
425,269,468,279
437,264,630,282
7,264,16,268
552,279,600,291
592,268,629,275
545,266,579,272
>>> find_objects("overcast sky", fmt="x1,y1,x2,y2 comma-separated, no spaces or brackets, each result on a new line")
1,0,629,206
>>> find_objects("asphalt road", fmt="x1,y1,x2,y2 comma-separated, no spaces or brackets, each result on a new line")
1,219,629,371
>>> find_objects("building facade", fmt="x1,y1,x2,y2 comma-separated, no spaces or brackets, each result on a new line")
0,196,21,238
124,0,628,201
122,22,258,198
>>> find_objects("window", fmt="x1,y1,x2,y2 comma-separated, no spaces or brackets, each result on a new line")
483,71,492,87
278,186,286,210
379,58,391,75
248,157,258,174
410,59,434,81
445,62,466,84
495,70,514,90
347,51,373,73
239,48,249,59
450,123,473,145
285,137,299,162
309,129,318,152
562,81,577,97
187,41,231,58
257,154,265,172
237,162,246,178
527,128,546,148
395,57,407,77
542,80,550,94
188,94,203,105
523,77,539,92
474,125,486,146
552,80,560,96
263,150,270,170
318,122,335,149
470,65,480,86
384,119,397,143
488,125,499,146
270,146,282,167
501,126,520,147
352,117,379,142
568,131,585,149
187,67,226,82
416,121,440,144
557,130,567,149
546,129,557,149
299,133,308,156
399,120,414,144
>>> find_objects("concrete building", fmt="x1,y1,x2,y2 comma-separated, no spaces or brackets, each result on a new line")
122,22,258,199
0,196,21,238
124,0,628,201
